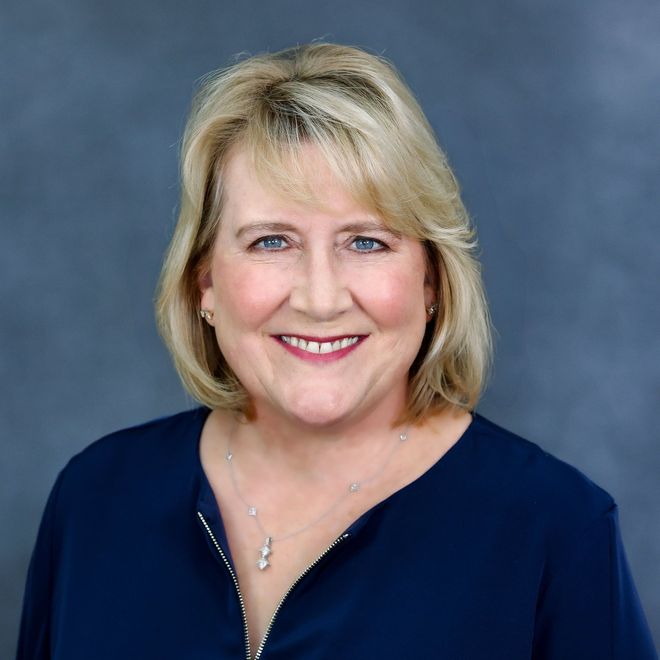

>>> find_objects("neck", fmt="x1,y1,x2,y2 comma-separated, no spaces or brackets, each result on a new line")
226,398,410,486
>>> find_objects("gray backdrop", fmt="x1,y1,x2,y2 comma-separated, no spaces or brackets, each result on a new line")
2,0,659,655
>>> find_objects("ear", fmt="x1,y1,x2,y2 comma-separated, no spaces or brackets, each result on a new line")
424,284,437,322
198,269,216,324
199,269,212,291
424,281,436,310
424,246,440,308
422,243,438,311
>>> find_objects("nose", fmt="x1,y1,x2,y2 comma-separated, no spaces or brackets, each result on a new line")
289,246,352,320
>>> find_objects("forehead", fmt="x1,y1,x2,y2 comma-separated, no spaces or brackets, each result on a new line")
220,143,381,227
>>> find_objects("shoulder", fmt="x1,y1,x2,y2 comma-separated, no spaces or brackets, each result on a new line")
55,407,210,506
64,407,209,473
467,412,616,540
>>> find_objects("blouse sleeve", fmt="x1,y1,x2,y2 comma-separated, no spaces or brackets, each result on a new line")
533,502,658,659
16,469,66,660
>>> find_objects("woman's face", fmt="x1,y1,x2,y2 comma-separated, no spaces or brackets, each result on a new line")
200,145,435,429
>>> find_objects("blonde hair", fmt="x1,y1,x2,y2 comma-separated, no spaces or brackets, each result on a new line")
156,42,493,424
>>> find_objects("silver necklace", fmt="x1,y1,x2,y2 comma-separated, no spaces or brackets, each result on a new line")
225,425,410,571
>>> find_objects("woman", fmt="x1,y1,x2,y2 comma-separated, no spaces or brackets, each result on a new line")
17,43,657,659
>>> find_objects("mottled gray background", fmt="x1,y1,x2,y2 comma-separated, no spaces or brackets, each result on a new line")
2,0,659,655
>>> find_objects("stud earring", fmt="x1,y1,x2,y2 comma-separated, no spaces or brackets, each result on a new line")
200,309,214,322
426,303,438,317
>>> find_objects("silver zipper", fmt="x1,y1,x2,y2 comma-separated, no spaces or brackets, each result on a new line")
253,532,351,660
197,511,252,660
198,510,350,660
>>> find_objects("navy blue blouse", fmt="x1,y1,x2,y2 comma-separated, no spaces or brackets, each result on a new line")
17,408,657,659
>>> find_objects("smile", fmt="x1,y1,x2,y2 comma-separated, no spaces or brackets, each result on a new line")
279,335,361,355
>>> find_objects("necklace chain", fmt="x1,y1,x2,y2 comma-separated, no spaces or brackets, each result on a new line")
225,425,410,571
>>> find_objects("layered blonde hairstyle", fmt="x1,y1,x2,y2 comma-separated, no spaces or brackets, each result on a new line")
156,42,493,424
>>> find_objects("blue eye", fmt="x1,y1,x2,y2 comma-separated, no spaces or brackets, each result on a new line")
352,237,385,251
253,236,286,250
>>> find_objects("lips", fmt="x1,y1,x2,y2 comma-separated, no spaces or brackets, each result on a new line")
279,335,361,355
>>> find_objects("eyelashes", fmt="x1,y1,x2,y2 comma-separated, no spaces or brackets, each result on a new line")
249,235,389,253
252,236,287,250
351,237,385,251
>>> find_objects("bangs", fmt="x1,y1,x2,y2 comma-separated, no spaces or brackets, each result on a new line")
238,84,426,239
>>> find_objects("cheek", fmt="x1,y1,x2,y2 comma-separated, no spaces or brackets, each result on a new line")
361,267,427,326
214,262,288,328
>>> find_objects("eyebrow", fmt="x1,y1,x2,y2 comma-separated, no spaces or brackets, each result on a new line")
235,222,295,240
235,220,402,240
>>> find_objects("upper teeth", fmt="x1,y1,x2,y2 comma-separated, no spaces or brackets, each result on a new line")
280,336,360,354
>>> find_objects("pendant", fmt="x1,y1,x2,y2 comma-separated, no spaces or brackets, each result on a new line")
257,536,272,571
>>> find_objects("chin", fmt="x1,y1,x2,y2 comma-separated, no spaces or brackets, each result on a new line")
283,392,356,428
287,406,348,429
